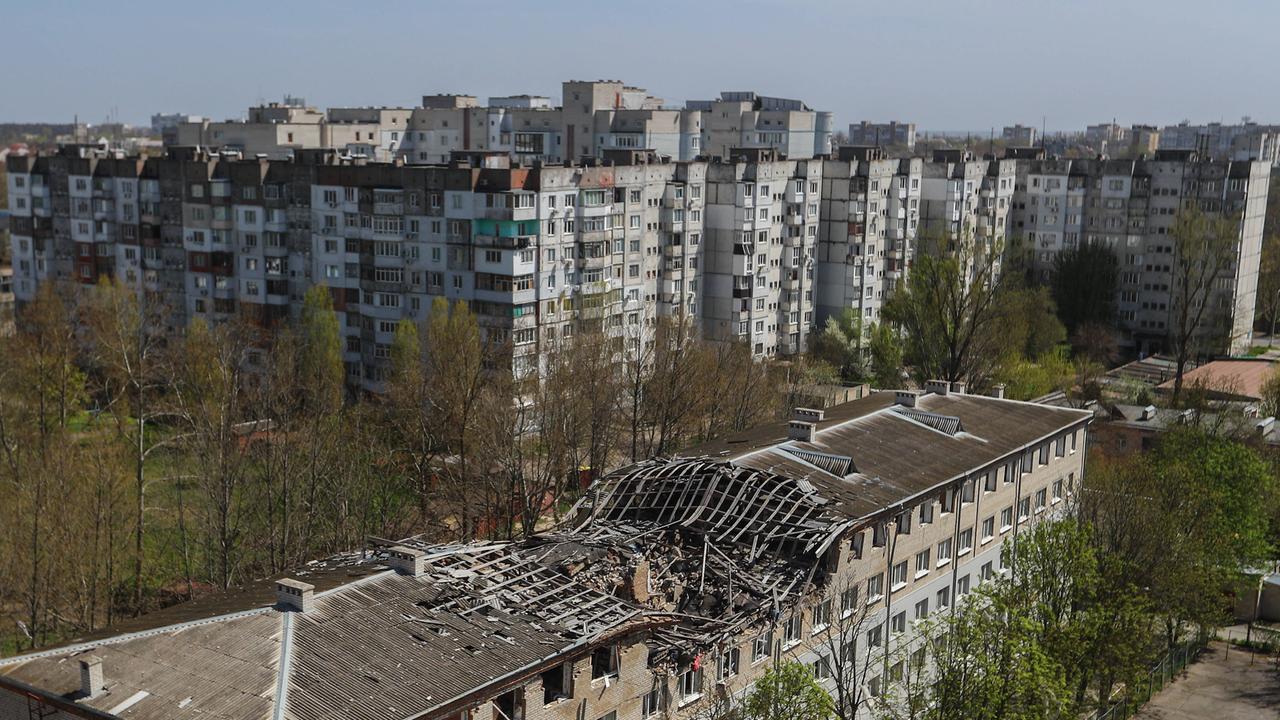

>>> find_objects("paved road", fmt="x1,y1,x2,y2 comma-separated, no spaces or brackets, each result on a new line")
1136,642,1280,720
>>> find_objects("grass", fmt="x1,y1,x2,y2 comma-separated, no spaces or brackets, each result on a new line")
1245,345,1271,357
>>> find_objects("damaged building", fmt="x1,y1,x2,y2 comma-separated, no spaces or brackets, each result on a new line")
0,385,1090,720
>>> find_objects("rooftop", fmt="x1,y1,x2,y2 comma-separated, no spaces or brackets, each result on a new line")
0,390,1088,720
1155,358,1277,401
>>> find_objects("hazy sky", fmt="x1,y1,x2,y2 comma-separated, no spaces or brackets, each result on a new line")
4,0,1275,132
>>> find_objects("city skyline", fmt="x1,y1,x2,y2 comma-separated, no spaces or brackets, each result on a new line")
4,0,1277,131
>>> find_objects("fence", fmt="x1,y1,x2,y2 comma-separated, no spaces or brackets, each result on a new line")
1087,638,1205,720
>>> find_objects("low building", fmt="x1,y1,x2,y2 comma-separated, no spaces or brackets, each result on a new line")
1154,358,1277,403
0,386,1090,720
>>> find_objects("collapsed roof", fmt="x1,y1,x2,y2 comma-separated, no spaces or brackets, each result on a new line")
0,390,1091,720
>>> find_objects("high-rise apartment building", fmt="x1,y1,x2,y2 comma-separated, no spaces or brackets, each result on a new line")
1011,151,1270,354
919,150,1017,269
848,121,916,150
173,81,834,166
7,144,828,390
1159,120,1280,166
817,146,922,326
1002,124,1038,146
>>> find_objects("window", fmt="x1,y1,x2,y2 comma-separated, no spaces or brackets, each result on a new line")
718,647,740,681
1001,506,1013,531
867,624,883,648
1019,497,1031,522
840,585,859,617
1039,444,1049,465
1035,488,1048,512
915,550,930,577
936,586,950,609
982,517,995,542
867,573,884,601
936,538,952,566
1052,478,1064,502
957,575,971,596
914,598,929,620
1055,436,1066,456
752,630,773,662
869,675,882,697
919,501,934,525
813,655,832,681
642,688,663,717
981,562,995,582
783,614,803,647
812,599,832,632
891,612,906,636
890,561,908,590
958,528,974,555
591,644,618,680
679,667,704,701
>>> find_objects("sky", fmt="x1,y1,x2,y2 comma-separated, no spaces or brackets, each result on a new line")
3,0,1276,132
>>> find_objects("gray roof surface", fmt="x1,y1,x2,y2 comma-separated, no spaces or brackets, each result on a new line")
0,390,1089,720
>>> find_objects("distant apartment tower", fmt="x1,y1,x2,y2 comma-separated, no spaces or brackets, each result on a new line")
1010,150,1270,355
150,112,205,134
1159,121,1280,165
173,100,413,161
848,121,916,150
817,146,922,328
1002,124,1038,146
172,81,834,167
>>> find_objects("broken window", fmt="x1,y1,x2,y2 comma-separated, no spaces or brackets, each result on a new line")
591,644,619,680
679,667,704,700
752,630,773,662
540,662,570,704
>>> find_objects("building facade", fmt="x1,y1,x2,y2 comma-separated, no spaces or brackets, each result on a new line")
1010,151,1270,354
0,386,1091,720
172,81,834,167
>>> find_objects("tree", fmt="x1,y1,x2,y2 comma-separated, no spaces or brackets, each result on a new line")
1168,207,1239,402
812,309,866,382
172,318,253,590
80,277,171,614
883,237,1016,390
1256,234,1280,340
867,323,904,389
1051,243,1119,334
743,661,834,720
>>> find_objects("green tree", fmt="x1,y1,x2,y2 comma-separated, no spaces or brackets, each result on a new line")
882,238,1016,391
812,309,867,382
743,661,834,720
867,323,904,389
1050,243,1119,334
298,285,344,412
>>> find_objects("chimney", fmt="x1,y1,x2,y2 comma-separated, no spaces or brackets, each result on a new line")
950,381,966,395
925,380,949,396
991,384,1006,399
275,578,315,612
1256,416,1275,438
1140,405,1157,421
387,546,427,577
79,656,104,699
792,407,825,424
788,420,816,443
894,390,919,408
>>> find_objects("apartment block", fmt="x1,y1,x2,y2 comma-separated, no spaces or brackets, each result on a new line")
1001,124,1038,146
9,143,831,390
1160,120,1280,165
700,149,821,356
849,121,916,150
175,81,833,167
919,150,1017,256
1010,150,1271,354
0,387,1091,720
173,100,413,161
816,146,922,327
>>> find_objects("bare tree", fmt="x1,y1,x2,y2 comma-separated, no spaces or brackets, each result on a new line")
79,277,173,614
1168,207,1240,403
